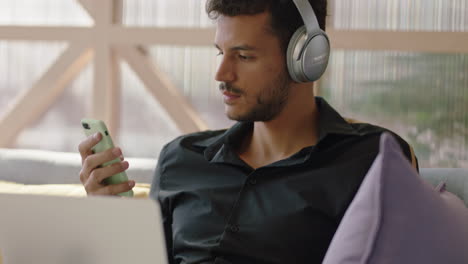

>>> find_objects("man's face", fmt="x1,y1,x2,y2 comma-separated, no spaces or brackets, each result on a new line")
214,12,292,122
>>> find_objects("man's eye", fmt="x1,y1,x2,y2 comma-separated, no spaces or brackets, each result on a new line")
216,51,223,56
238,55,252,60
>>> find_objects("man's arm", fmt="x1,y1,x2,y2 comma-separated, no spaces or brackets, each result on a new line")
150,144,174,264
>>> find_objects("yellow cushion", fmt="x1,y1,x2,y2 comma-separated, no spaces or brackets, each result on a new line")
0,181,150,198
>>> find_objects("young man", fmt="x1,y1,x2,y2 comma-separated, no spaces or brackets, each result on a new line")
79,1,417,263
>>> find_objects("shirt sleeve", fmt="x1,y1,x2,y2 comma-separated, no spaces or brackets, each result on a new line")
150,144,174,264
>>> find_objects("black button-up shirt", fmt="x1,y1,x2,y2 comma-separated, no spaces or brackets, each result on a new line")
150,97,417,264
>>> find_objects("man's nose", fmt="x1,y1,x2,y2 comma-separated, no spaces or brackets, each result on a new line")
215,57,236,83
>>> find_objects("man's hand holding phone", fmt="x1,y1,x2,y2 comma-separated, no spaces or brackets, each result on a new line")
79,119,135,196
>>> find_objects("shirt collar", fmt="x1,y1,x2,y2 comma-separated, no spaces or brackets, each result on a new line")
193,97,359,162
194,122,252,164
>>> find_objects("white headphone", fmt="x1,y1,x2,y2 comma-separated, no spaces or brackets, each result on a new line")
287,0,330,83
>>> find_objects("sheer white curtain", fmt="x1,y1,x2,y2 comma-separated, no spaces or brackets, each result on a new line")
333,0,467,31
324,0,468,167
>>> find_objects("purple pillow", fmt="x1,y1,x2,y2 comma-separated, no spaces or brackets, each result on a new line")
322,133,468,264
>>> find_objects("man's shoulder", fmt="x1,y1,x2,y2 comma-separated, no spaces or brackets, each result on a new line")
344,118,390,134
344,118,418,170
344,118,405,143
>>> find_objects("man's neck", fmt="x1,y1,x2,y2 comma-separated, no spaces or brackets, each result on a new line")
238,94,320,169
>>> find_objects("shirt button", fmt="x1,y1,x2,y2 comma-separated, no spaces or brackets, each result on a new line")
249,178,257,185
228,225,239,233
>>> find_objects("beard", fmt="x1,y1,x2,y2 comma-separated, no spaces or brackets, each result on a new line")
219,71,291,122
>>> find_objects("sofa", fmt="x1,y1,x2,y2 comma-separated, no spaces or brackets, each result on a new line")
0,148,466,206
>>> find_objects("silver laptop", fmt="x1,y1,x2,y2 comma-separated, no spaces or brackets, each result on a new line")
0,193,168,264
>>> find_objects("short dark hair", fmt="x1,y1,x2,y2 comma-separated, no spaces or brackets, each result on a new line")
206,0,327,52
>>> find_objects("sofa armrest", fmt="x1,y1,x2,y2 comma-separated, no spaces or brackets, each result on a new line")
420,168,468,206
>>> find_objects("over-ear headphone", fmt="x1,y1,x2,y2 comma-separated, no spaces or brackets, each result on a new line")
287,0,330,83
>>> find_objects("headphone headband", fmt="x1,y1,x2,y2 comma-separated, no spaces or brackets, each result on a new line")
292,0,321,35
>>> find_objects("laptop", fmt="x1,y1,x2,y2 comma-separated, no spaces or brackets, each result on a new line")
0,193,168,264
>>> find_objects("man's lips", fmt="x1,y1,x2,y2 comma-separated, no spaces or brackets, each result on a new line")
223,91,241,98
223,91,241,103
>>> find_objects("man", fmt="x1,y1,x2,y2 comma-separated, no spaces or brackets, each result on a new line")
79,1,418,263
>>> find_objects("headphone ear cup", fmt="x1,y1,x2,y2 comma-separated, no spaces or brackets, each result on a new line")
287,26,308,83
301,33,330,82
286,26,331,83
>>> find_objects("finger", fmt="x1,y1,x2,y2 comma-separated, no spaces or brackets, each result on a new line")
78,132,102,162
79,169,86,184
84,161,129,193
93,181,135,196
91,161,129,185
81,147,122,182
83,178,104,195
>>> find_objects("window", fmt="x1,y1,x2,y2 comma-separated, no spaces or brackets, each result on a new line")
0,0,466,167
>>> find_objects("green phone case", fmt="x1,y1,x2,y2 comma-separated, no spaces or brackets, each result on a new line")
81,118,134,197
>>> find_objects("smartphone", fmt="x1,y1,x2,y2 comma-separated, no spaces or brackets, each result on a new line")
81,118,134,197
